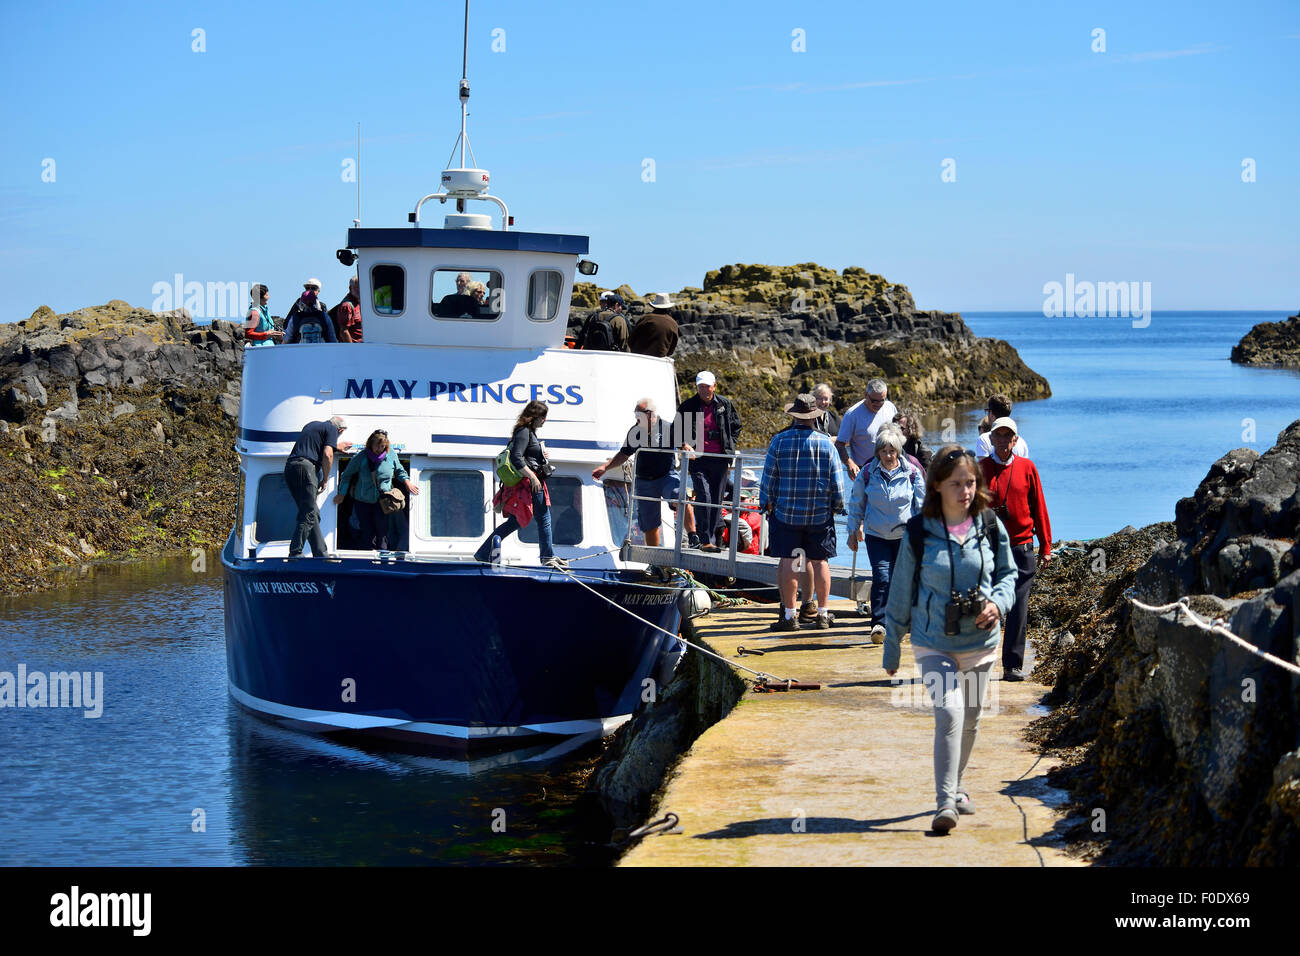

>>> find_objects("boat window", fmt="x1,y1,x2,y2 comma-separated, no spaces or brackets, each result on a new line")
371,264,405,315
422,470,486,537
527,270,563,321
602,475,644,546
430,268,502,320
521,476,583,546
253,473,298,543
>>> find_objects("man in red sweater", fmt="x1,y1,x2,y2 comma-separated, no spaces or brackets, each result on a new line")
981,417,1052,682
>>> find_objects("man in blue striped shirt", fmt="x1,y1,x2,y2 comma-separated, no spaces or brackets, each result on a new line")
760,394,848,631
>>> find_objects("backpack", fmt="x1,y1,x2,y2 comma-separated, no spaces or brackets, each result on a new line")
578,310,616,351
297,317,325,344
905,512,1000,606
495,447,523,486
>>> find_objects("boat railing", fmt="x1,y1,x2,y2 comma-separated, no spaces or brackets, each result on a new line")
618,448,766,575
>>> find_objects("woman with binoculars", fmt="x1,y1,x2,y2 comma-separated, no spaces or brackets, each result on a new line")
882,444,1017,834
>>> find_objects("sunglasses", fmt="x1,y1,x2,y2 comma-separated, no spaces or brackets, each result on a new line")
940,448,975,464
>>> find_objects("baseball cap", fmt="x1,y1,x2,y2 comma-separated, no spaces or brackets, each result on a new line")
696,371,716,386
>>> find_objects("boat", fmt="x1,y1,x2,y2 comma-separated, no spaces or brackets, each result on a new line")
221,16,697,754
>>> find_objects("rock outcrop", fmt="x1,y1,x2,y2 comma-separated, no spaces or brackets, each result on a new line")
572,263,1051,442
1231,312,1300,369
1027,421,1300,865
0,302,247,594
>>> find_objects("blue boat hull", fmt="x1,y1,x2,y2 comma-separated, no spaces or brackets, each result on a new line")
221,540,684,752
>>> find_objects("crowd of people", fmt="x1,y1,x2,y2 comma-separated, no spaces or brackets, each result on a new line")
244,277,363,346
597,372,1053,835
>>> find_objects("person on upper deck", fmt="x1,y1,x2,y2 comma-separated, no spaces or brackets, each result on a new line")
474,400,567,570
243,284,282,348
629,293,679,357
435,271,480,318
578,292,630,351
333,429,420,551
331,276,363,343
677,370,742,552
284,278,338,343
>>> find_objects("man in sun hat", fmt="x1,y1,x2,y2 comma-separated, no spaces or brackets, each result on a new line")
760,393,848,631
629,292,678,357
283,277,337,344
979,416,1052,681
677,370,742,551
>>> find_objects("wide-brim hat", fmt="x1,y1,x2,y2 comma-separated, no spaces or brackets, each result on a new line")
647,292,675,309
784,394,823,419
990,416,1018,435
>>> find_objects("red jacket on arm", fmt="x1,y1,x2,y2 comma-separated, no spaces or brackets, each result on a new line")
980,455,1052,555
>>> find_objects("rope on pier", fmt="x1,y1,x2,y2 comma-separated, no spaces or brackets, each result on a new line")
553,564,796,686
1124,590,1300,677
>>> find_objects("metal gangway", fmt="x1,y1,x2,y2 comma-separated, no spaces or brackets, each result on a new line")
609,448,871,602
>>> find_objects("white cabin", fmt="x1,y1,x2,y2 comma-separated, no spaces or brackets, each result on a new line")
234,224,678,566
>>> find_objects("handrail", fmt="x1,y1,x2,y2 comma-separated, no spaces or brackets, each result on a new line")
611,447,766,577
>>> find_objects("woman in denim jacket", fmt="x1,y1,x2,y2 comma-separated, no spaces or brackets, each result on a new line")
845,424,926,642
883,445,1017,834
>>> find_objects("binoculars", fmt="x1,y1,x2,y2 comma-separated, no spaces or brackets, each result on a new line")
944,587,984,636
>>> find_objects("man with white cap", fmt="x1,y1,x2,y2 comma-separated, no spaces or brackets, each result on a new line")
979,417,1052,681
677,370,742,551
628,292,678,357
283,278,338,344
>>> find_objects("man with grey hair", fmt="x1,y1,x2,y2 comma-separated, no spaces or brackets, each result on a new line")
845,422,925,641
593,398,696,547
284,415,352,557
836,378,898,481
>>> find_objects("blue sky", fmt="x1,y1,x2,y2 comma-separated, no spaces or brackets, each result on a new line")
1,0,1297,320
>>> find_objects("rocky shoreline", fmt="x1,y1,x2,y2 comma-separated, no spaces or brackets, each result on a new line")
1230,311,1300,370
1025,420,1300,865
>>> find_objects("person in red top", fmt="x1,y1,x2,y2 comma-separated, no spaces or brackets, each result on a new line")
980,417,1052,682
334,276,363,342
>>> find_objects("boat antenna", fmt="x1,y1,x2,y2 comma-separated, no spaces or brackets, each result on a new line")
445,0,478,172
355,121,361,228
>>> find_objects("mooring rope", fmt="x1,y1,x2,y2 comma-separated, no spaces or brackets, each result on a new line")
552,564,790,685
1124,590,1300,677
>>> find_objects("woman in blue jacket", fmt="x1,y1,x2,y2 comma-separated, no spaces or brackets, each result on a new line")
846,424,925,642
334,429,420,550
883,444,1017,834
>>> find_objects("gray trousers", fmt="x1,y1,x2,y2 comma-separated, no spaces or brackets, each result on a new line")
285,458,327,557
919,655,994,809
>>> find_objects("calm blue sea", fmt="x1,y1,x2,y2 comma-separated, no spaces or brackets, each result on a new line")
935,310,1298,542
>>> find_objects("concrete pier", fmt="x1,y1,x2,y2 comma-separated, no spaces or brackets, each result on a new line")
620,600,1082,867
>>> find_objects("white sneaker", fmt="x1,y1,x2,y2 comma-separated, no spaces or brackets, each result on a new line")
869,625,886,644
